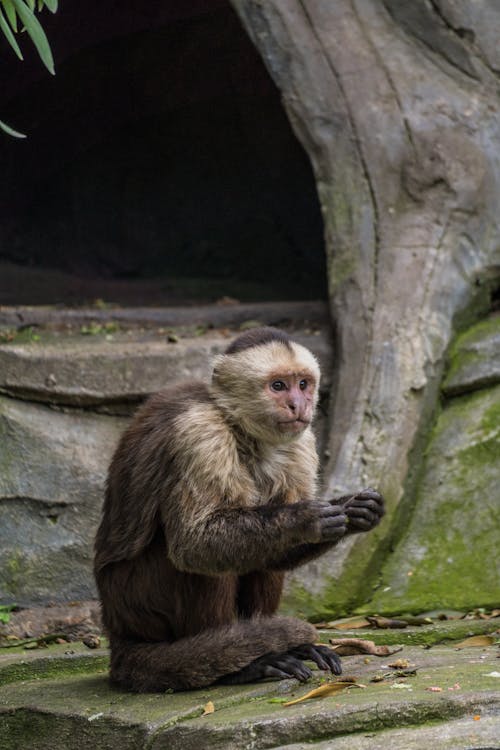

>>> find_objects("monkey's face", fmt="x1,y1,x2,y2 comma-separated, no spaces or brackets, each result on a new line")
212,338,320,445
265,372,316,438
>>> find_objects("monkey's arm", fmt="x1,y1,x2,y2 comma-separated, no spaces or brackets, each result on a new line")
265,489,385,570
164,500,348,576
265,540,338,570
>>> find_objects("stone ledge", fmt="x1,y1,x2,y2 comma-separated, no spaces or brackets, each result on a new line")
0,304,333,407
1,641,499,749
0,301,329,331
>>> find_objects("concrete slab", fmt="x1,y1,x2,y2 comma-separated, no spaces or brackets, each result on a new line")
1,636,499,749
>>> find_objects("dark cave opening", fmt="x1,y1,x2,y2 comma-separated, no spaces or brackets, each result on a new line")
0,0,326,306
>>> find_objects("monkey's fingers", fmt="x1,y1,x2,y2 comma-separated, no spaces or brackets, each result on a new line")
355,488,384,506
320,522,348,542
345,497,385,516
345,506,383,530
324,503,351,517
315,501,345,516
321,508,349,525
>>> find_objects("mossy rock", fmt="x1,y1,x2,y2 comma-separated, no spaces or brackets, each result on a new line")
363,384,500,614
443,314,500,396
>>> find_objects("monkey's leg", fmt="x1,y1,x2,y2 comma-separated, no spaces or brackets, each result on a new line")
109,615,316,693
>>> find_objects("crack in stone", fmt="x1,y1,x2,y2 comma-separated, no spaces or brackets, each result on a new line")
296,0,378,368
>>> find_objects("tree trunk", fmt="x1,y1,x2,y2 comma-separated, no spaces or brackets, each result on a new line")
232,0,500,616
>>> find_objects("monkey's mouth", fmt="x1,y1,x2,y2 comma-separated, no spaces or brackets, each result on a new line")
278,419,309,432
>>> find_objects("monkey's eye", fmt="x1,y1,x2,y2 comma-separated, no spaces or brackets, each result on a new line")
299,379,308,391
271,380,286,392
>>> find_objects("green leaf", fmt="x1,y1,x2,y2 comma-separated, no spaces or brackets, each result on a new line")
0,7,23,58
36,0,57,10
25,0,35,9
0,118,27,138
2,0,18,31
11,0,54,74
0,604,17,623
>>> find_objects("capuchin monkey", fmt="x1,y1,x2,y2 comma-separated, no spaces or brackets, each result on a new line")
94,326,384,692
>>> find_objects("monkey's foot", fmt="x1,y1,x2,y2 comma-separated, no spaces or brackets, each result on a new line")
220,651,313,685
288,643,342,675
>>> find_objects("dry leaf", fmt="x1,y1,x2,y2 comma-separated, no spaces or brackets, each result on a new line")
329,638,403,656
388,658,412,669
367,616,408,629
329,617,371,630
454,635,495,649
283,677,361,706
82,634,101,649
313,622,332,629
401,616,433,626
202,701,215,715
370,669,417,682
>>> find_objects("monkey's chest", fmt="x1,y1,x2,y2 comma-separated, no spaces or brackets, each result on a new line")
248,456,307,505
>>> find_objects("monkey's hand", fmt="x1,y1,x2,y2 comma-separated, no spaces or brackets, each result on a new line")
294,500,348,544
337,488,385,533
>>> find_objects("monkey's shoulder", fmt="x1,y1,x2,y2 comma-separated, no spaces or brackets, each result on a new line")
135,380,212,424
113,381,216,465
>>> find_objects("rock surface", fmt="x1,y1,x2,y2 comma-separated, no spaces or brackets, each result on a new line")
0,397,126,605
1,622,499,750
363,372,500,614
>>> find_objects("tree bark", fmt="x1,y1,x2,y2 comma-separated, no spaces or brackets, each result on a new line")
232,0,500,615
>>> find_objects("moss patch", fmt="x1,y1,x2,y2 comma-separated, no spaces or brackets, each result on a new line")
317,616,500,646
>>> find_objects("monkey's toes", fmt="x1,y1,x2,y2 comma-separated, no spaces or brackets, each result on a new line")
289,644,342,675
269,654,313,682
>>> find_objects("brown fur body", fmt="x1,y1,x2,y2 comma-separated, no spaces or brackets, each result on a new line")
94,329,384,692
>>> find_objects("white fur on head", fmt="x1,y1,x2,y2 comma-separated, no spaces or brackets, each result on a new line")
211,338,321,445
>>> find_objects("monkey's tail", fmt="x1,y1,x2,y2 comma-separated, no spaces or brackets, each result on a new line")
109,615,316,692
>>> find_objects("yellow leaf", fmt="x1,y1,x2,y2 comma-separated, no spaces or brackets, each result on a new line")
388,658,412,669
329,638,403,657
283,678,361,706
454,635,495,649
331,617,371,630
202,701,215,715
